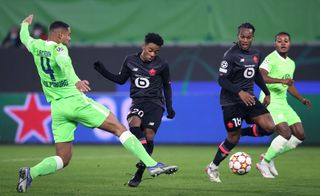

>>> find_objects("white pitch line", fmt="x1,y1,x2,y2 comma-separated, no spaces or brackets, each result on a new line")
0,154,133,162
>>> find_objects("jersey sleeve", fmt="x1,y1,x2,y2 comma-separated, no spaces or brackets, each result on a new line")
54,45,80,81
20,22,36,52
218,52,234,77
161,63,173,108
260,56,272,72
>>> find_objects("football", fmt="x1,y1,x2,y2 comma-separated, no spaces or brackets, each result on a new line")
229,152,252,175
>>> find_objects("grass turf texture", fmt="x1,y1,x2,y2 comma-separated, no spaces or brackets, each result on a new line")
1,145,319,196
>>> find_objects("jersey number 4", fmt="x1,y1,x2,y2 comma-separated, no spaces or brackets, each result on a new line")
40,57,56,81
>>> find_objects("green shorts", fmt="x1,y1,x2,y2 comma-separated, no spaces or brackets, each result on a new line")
267,100,301,126
51,94,110,143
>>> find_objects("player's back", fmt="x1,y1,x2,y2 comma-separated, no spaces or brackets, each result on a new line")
20,22,81,102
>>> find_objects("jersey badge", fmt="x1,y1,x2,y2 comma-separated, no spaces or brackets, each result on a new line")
149,68,156,76
253,56,259,64
56,47,64,52
220,60,228,68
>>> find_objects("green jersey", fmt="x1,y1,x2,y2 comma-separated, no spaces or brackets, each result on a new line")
20,22,81,102
259,50,295,101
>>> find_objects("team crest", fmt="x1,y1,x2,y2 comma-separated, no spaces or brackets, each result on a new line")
149,68,156,76
253,56,259,64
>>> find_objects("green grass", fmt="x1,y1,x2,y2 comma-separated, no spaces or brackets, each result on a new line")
1,145,320,196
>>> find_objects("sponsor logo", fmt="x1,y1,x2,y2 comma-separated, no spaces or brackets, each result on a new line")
240,58,245,62
132,68,138,72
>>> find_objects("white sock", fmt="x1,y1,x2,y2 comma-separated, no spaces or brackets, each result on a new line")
118,130,133,144
53,156,64,170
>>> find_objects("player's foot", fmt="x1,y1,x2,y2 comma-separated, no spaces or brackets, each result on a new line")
260,153,278,176
147,162,178,177
16,167,32,193
256,161,274,178
128,162,145,187
205,162,221,183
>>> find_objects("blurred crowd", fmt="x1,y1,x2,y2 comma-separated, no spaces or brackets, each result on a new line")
1,22,47,48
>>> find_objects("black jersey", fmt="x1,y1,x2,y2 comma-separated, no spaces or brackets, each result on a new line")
218,44,262,106
110,52,171,108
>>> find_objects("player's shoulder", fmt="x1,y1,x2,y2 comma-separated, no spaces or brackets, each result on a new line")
286,56,295,64
54,43,67,52
124,52,139,62
223,44,238,58
154,55,168,67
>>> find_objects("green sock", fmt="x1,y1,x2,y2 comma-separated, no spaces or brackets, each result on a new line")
119,131,157,167
30,156,63,179
264,135,288,162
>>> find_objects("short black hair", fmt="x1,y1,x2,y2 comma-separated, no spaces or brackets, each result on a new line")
49,21,69,32
238,22,255,35
275,32,291,41
145,33,164,46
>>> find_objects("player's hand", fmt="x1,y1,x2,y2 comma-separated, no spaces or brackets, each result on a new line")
93,61,106,73
76,80,91,92
166,107,176,119
23,14,33,25
238,90,256,106
263,95,270,107
301,98,312,109
281,79,294,86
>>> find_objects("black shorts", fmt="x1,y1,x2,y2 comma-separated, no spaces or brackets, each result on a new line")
222,98,269,132
127,102,164,132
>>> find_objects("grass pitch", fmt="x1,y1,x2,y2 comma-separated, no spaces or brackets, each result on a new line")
1,145,320,196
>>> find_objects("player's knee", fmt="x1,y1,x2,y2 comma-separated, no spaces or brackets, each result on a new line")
263,124,275,133
145,131,155,141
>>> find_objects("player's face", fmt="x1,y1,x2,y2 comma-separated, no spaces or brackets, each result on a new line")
141,43,161,62
275,34,290,55
59,27,71,46
238,28,254,51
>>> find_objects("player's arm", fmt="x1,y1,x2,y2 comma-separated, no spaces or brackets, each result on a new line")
255,70,270,96
255,69,271,106
288,84,312,109
259,58,293,86
93,61,129,84
20,15,36,52
161,64,175,119
55,46,91,92
217,57,241,94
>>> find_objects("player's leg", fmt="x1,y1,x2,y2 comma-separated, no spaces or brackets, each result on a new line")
127,104,147,147
17,99,75,193
241,124,273,137
128,128,155,187
279,108,304,155
128,103,164,187
206,105,242,183
78,97,177,177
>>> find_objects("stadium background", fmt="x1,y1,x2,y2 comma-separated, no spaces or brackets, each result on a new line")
0,0,319,145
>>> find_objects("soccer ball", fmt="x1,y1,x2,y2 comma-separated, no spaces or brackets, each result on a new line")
229,152,252,175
